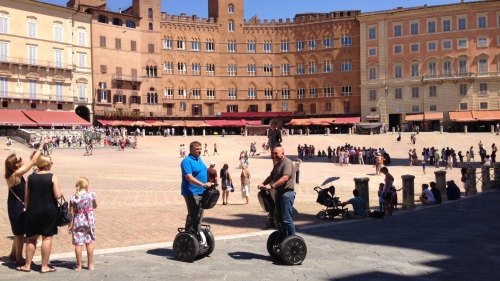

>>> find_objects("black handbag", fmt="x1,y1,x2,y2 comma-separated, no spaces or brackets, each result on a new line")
56,195,72,227
201,186,220,209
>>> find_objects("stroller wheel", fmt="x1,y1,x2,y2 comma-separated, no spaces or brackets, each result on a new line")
316,211,326,220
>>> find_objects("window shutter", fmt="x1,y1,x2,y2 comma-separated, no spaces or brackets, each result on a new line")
100,65,107,73
137,96,141,104
131,40,136,51
116,67,122,75
148,44,154,53
100,36,106,47
97,89,101,102
107,90,111,102
192,104,196,116
199,105,202,116
235,105,238,112
123,95,127,105
113,94,117,104
131,68,137,78
115,38,121,49
227,105,230,112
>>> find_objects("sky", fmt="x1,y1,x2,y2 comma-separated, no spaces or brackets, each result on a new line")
40,0,473,20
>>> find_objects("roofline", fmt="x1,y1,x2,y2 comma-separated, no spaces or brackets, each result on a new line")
27,0,91,18
86,7,142,19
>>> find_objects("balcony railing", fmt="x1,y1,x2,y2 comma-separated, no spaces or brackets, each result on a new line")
0,91,85,102
0,56,74,70
112,74,143,83
422,72,476,81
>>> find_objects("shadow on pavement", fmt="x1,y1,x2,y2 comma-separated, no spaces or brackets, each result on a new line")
203,212,322,229
146,248,175,259
228,251,272,262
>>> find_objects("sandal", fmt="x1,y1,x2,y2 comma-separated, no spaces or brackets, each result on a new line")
15,266,31,272
40,267,57,273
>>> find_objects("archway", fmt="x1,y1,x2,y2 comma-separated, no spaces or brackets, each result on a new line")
75,106,90,122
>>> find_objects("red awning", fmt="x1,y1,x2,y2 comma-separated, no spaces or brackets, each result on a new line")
162,120,186,127
245,120,263,125
405,114,424,122
204,120,247,127
472,110,500,121
23,110,91,127
449,111,476,122
184,120,210,127
221,112,293,118
287,119,312,126
333,117,361,124
424,112,444,121
0,109,37,126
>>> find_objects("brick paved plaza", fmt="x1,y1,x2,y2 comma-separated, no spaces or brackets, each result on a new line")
1,132,498,257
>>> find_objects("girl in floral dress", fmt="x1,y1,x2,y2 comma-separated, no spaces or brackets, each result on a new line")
68,177,97,271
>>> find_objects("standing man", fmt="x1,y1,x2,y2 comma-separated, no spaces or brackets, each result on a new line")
267,119,282,152
181,141,212,238
258,146,296,237
207,161,218,185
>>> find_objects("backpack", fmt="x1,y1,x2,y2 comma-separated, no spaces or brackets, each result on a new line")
201,187,220,209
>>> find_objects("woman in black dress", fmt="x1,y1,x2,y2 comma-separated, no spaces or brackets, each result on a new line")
16,155,61,273
4,142,45,265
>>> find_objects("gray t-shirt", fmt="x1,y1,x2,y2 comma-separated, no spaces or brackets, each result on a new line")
270,157,295,192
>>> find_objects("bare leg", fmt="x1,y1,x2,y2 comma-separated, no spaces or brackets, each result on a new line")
9,241,15,261
86,243,94,270
74,245,82,271
14,235,25,264
17,235,38,271
40,236,54,272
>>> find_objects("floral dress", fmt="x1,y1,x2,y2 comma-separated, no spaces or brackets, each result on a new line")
69,192,96,246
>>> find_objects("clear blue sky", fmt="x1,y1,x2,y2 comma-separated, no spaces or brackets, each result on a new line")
41,0,473,19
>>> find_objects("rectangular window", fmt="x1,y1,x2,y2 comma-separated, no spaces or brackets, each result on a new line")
478,16,487,29
100,36,106,47
427,21,436,33
282,102,288,111
164,88,173,98
281,64,290,76
479,58,488,73
411,87,419,98
410,43,419,52
323,38,334,48
295,41,304,51
393,24,402,37
280,41,289,52
368,27,376,40
308,39,317,50
0,77,7,98
341,62,352,72
395,88,402,99
192,63,201,75
412,105,420,112
429,86,437,97
459,60,468,74
442,40,452,50
247,43,256,52
228,21,234,32
131,40,136,51
458,18,467,30
394,45,402,54
100,65,107,73
460,103,468,110
477,37,487,47
427,41,437,51
164,62,173,74
177,40,186,50
264,64,273,76
480,102,488,110
78,83,86,101
180,102,186,111
248,89,256,99
297,89,305,99
341,36,352,46
29,79,37,99
54,49,63,68
78,30,86,47
296,64,305,75
206,89,215,100
0,16,8,34
227,42,236,52
443,61,452,75
54,25,62,42
191,40,200,51
163,39,172,49
394,65,402,78
411,64,419,77
308,62,317,74
410,22,419,35
148,44,154,53
341,86,352,96
115,38,121,49
264,89,273,99
206,42,214,52
480,83,488,95
264,42,273,52
28,45,36,65
28,21,37,38
247,64,256,76
368,48,376,56
177,62,186,74
369,90,377,100
458,39,467,49
324,87,333,97
281,89,290,99
460,84,468,96
369,67,377,80
323,61,333,73
228,89,237,99
326,102,332,111
206,64,215,75
78,53,86,67
428,62,437,76
429,105,437,111
309,88,318,98
442,19,451,32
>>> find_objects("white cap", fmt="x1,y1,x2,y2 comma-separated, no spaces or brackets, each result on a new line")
210,161,216,165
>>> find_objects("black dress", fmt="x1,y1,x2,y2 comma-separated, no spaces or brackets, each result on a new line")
7,177,26,236
25,173,58,237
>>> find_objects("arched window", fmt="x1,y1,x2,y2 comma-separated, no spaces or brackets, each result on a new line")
125,20,135,28
228,4,234,13
228,20,234,32
97,15,108,23
148,8,153,19
112,18,122,26
149,23,153,30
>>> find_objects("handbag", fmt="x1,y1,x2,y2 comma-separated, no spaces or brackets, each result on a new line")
230,182,235,192
56,195,72,227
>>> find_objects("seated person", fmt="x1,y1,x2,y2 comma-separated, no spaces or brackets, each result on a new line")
419,184,436,205
429,181,442,204
341,189,367,219
446,180,461,200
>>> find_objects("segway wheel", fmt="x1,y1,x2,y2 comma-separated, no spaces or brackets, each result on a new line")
266,231,281,259
316,211,326,220
202,229,215,257
173,232,200,262
280,235,307,265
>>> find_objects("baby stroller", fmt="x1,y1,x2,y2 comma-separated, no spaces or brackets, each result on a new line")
314,185,347,220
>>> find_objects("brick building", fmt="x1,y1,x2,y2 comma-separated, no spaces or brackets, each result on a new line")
359,0,500,130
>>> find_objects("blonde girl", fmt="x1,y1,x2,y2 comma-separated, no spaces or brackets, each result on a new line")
68,177,97,271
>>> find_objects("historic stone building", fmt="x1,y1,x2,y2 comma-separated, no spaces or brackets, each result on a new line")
0,0,93,121
160,0,361,120
358,0,500,130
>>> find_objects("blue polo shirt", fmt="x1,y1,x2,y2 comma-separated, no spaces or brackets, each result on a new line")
181,154,207,196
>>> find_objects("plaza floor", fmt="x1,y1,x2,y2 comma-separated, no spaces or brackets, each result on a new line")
0,132,498,257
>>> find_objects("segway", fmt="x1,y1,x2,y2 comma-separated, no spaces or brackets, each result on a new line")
173,183,219,262
259,189,307,265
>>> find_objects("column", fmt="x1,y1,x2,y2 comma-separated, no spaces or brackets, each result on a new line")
203,128,206,137
440,126,443,134
354,177,369,210
245,127,248,136
468,168,478,195
481,166,491,192
183,127,186,137
464,125,468,134
392,127,395,134
492,125,495,134
401,175,415,210
434,170,447,201
141,129,145,137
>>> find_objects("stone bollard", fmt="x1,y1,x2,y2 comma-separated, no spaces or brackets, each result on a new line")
392,127,395,134
369,129,373,135
354,177,370,211
142,129,145,137
434,170,447,201
440,126,443,134
481,166,491,192
183,128,187,137
464,125,468,134
401,175,415,210
492,125,495,134
468,168,478,195
203,128,206,137
245,128,248,137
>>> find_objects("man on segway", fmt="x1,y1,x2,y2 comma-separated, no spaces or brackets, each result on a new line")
181,141,212,240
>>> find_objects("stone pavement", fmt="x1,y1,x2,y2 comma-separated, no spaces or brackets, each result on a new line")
1,189,499,281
